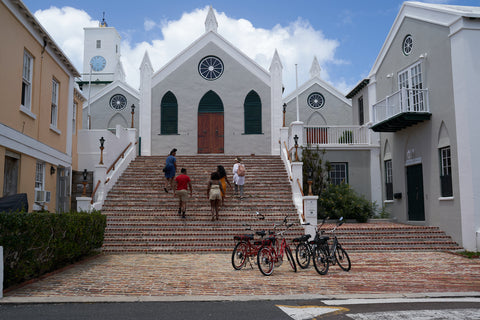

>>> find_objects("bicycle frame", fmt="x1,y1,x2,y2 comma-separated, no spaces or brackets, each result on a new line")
257,216,297,276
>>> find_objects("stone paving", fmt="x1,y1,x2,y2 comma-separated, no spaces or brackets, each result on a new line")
3,251,480,301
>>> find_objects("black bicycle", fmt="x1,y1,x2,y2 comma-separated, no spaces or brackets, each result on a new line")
312,217,351,274
293,218,329,275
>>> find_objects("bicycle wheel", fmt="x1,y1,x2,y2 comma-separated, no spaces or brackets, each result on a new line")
295,243,310,269
285,245,297,272
231,241,248,270
257,246,275,276
312,245,329,275
335,245,351,271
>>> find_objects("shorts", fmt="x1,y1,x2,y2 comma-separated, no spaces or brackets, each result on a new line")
209,188,222,201
176,189,188,201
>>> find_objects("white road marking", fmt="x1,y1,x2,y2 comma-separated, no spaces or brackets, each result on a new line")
347,308,480,320
322,297,480,305
276,305,348,320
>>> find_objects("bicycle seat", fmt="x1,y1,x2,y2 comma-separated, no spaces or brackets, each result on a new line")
234,234,254,241
256,230,266,238
293,234,311,243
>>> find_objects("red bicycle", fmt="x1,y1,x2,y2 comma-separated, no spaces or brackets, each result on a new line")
231,212,270,270
257,216,297,276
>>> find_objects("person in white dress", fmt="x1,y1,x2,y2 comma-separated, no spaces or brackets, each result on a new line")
232,157,245,199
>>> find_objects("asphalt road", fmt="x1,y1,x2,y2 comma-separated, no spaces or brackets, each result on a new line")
1,297,480,320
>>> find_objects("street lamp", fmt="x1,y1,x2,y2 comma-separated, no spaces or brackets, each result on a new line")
99,136,105,165
282,103,287,127
82,169,88,197
131,104,135,128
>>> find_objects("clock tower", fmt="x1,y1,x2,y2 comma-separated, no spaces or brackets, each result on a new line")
81,15,123,96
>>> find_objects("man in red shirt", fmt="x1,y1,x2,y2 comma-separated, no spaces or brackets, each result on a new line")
173,168,193,218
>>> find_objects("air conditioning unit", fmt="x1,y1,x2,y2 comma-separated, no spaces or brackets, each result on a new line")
35,190,51,203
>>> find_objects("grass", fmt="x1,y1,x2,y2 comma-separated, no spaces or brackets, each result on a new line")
456,251,480,259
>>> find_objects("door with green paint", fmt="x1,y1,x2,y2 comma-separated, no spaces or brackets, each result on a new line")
406,164,425,221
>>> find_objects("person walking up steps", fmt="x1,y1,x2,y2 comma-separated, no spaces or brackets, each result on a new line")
207,171,222,221
173,168,192,218
217,165,231,207
232,157,245,200
163,148,177,192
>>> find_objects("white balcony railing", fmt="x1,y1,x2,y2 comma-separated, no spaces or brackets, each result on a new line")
372,87,430,125
304,125,371,146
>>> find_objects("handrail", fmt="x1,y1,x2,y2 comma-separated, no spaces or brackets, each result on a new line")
297,178,304,197
106,142,132,174
90,180,101,204
284,141,292,163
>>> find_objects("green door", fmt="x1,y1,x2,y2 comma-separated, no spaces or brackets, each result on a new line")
406,164,425,221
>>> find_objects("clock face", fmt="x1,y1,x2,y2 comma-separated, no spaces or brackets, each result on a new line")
307,92,325,109
198,56,224,80
90,55,106,72
109,94,127,111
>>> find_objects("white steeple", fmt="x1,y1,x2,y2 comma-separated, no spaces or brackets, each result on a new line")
139,50,153,155
309,56,321,79
205,6,218,33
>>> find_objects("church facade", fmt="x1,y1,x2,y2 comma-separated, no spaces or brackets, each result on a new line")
138,8,282,156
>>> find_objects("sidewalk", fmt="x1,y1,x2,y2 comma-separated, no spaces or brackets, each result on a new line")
2,251,480,303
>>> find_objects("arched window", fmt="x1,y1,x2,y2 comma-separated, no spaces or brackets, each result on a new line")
198,90,223,113
244,90,262,134
161,91,178,134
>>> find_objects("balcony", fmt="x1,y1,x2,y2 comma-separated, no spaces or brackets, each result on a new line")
371,88,431,132
304,125,372,146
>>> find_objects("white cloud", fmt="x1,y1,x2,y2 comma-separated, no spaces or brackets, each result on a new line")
33,6,348,95
33,7,98,73
144,18,156,31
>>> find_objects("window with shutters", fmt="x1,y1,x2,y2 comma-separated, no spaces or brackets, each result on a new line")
161,91,178,135
244,90,262,134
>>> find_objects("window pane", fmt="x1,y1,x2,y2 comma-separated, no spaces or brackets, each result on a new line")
439,147,452,197
329,163,347,185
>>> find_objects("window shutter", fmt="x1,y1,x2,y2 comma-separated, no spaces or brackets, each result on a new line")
161,92,178,134
244,91,261,134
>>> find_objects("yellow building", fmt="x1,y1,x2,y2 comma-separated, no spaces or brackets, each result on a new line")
0,0,82,212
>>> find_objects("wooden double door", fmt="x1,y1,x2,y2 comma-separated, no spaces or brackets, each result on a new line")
198,112,224,154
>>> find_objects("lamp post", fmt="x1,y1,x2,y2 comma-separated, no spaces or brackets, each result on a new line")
294,134,299,161
307,168,313,196
99,136,105,165
131,104,135,128
282,103,287,127
82,169,88,197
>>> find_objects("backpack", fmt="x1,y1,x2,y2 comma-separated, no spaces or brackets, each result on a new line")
237,164,245,177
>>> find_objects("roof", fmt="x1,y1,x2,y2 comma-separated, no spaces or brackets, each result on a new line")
346,79,369,99
7,0,80,77
368,1,480,78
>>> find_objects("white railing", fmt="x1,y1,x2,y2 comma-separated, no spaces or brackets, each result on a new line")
304,125,370,145
372,88,430,124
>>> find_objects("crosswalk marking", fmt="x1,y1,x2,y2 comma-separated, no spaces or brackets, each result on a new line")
347,308,480,320
276,305,349,320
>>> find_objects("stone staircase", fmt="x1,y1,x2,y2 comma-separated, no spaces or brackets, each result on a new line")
101,155,462,253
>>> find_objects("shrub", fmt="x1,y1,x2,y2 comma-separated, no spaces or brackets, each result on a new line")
318,183,374,222
339,130,353,144
0,210,106,288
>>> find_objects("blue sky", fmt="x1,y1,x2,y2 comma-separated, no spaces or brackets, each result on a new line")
22,0,480,95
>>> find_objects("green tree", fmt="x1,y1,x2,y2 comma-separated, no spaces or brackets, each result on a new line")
301,146,331,197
